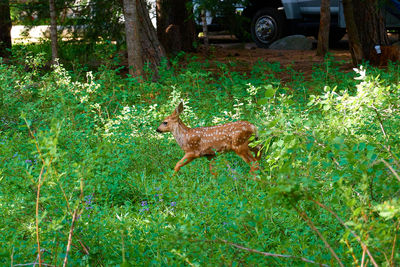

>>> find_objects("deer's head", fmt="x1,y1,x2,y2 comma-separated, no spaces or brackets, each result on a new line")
156,102,184,133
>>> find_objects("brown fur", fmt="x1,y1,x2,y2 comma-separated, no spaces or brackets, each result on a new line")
156,102,261,174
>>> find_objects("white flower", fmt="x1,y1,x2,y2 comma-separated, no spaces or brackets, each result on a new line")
353,66,366,80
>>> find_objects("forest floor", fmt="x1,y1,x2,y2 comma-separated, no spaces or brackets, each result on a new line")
195,34,354,81
195,32,399,81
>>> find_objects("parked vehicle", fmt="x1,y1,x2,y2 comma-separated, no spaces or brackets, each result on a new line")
241,0,400,48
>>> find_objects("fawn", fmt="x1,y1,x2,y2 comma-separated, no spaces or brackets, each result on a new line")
156,102,261,174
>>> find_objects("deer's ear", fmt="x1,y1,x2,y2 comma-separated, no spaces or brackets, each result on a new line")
175,102,184,115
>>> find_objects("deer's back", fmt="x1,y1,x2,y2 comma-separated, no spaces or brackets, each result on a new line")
184,121,256,156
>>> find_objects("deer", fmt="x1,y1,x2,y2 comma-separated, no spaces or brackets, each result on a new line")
156,102,261,175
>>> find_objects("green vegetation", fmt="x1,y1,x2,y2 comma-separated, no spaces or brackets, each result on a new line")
0,46,399,266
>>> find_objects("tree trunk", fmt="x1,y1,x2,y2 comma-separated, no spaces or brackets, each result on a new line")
124,0,166,79
137,0,166,72
343,0,389,66
316,0,330,57
352,0,389,63
342,0,364,65
201,9,209,49
156,0,196,54
123,0,143,77
49,0,59,64
0,0,12,58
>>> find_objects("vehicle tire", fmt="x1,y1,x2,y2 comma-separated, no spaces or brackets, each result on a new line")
251,8,285,48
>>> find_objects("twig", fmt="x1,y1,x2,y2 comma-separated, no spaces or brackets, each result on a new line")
384,146,400,170
217,239,329,266
291,204,344,267
313,138,341,168
372,106,388,140
11,247,14,267
390,220,400,267
62,209,78,267
345,239,360,267
63,179,84,267
35,165,45,267
381,159,400,183
24,118,46,267
77,238,90,255
361,246,366,267
311,199,378,267
13,264,54,267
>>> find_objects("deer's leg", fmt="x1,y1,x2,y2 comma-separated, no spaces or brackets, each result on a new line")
250,144,262,161
206,155,217,177
235,147,259,173
245,150,260,172
174,153,197,174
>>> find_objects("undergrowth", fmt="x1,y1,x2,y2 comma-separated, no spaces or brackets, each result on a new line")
0,47,399,266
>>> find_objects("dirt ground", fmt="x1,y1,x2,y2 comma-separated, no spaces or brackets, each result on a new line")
193,33,399,81
193,35,354,81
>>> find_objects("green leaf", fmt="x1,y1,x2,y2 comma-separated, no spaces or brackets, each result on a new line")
265,88,276,98
258,98,269,105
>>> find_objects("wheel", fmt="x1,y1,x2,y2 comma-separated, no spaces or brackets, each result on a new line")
251,8,285,48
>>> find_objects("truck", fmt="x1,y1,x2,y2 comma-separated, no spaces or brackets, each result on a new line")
237,0,400,48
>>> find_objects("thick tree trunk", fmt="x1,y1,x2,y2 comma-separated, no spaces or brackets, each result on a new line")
123,0,143,77
137,0,166,71
342,0,364,65
156,0,196,54
49,0,59,64
316,0,330,57
0,0,12,58
352,0,389,63
124,0,165,78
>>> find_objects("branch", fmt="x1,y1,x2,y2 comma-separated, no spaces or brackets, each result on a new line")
217,239,329,266
310,199,378,267
62,179,84,267
35,164,45,267
390,220,400,267
381,159,400,183
291,204,344,267
344,239,360,267
62,209,78,267
13,264,54,267
372,106,388,140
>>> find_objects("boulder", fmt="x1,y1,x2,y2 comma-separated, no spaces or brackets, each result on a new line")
269,35,313,50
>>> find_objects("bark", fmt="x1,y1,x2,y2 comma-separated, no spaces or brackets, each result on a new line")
343,0,389,66
124,0,166,78
49,0,59,64
123,0,143,77
0,0,12,58
137,0,166,71
352,0,389,64
316,0,330,57
342,0,364,65
156,0,196,54
201,9,209,48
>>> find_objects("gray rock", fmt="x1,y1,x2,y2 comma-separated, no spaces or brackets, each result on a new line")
269,35,313,50
245,43,258,50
